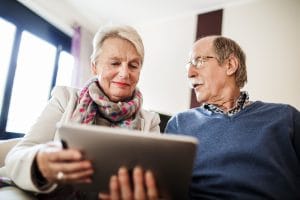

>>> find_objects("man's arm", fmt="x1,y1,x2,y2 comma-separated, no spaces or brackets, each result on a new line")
292,106,300,161
164,116,177,134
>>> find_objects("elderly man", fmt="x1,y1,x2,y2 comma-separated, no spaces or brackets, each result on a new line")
165,36,300,199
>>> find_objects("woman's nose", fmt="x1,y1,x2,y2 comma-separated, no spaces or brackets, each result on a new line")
118,64,130,78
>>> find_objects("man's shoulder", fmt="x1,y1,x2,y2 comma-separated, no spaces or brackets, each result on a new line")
254,101,298,112
165,107,206,133
167,107,206,124
249,101,300,120
173,107,205,117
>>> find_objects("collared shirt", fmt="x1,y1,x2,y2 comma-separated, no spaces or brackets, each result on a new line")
203,91,250,116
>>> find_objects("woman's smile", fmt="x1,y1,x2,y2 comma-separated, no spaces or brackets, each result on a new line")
111,81,130,87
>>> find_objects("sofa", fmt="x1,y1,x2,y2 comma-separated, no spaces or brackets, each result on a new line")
0,138,21,168
0,138,37,200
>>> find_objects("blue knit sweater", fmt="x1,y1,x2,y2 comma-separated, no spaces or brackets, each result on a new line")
165,101,300,200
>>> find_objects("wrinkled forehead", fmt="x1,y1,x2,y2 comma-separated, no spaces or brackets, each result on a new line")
189,37,215,59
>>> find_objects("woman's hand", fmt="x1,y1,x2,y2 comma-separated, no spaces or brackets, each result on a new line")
99,166,158,200
36,142,93,184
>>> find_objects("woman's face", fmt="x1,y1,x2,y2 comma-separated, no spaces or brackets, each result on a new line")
92,37,142,102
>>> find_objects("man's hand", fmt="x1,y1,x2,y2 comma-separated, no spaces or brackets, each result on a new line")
99,166,158,200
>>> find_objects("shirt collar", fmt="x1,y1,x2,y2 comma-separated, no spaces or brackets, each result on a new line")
203,91,250,116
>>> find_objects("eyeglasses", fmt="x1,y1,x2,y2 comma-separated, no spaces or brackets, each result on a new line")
185,56,218,70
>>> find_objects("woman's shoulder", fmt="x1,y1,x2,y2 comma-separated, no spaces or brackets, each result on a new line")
140,109,160,125
139,109,159,120
50,86,80,108
51,86,79,98
139,109,161,132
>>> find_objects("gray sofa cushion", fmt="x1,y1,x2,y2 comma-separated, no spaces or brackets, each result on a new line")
0,138,21,176
0,138,21,168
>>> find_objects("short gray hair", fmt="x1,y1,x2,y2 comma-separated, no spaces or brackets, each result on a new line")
213,36,247,88
90,25,144,64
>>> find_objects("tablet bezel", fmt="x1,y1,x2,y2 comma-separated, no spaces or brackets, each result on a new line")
57,123,198,199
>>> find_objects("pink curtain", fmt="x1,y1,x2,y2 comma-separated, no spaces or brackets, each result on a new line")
71,25,81,87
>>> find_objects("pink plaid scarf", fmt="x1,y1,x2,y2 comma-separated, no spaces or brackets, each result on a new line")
71,78,142,129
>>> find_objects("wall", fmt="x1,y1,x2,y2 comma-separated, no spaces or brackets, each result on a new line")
137,16,197,115
136,0,300,115
222,0,300,109
71,15,196,115
69,15,196,115
25,0,299,114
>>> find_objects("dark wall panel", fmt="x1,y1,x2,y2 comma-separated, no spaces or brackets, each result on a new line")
190,9,223,108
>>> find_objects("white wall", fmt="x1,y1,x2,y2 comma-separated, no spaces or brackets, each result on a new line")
136,16,196,115
136,0,300,115
26,0,299,114
72,15,196,115
223,0,300,109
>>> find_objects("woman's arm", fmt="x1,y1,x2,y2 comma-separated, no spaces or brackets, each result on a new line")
140,110,161,133
5,86,75,192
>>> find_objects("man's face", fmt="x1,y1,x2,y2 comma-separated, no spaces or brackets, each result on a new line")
187,37,228,105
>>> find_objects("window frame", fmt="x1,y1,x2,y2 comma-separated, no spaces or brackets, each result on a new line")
0,0,71,139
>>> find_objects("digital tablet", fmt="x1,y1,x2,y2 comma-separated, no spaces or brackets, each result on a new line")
57,123,198,199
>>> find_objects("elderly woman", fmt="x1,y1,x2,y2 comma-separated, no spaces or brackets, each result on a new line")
4,25,160,199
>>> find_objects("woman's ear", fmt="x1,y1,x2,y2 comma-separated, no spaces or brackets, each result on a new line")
91,62,97,75
226,54,239,76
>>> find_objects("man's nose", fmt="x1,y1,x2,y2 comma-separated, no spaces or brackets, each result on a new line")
187,65,197,78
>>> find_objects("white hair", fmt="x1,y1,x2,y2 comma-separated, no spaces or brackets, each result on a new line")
90,24,144,64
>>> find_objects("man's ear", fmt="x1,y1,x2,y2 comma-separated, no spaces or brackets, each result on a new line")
91,62,97,75
226,54,239,76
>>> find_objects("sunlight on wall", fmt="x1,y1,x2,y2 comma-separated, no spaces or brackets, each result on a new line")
223,0,300,109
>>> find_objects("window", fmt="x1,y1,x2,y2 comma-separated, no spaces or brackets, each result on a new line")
0,1,73,138
0,18,16,114
56,51,75,86
6,31,57,133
